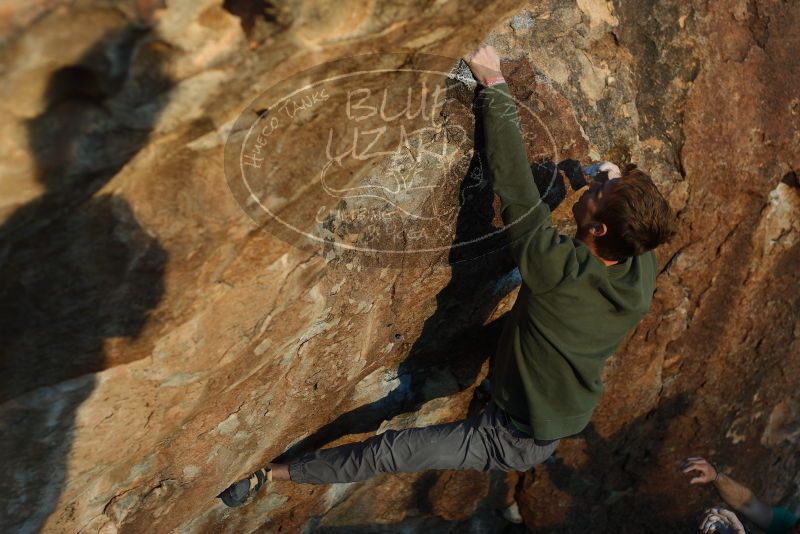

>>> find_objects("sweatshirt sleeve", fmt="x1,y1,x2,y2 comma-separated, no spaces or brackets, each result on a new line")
767,507,798,534
479,82,579,293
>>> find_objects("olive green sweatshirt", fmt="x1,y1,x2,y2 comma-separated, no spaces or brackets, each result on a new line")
480,83,658,440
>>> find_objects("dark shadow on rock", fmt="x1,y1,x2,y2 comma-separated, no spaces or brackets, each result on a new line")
310,514,525,534
277,84,516,462
410,471,440,516
223,0,289,36
0,23,172,533
530,393,696,533
309,471,527,533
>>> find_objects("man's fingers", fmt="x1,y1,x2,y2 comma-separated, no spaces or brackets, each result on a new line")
463,44,488,62
702,514,724,534
598,162,622,179
717,510,740,524
683,461,711,476
682,457,706,467
680,461,697,472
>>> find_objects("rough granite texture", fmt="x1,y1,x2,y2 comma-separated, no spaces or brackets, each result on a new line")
0,0,797,533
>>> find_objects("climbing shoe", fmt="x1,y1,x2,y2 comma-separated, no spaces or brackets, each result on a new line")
218,467,272,507
500,502,523,524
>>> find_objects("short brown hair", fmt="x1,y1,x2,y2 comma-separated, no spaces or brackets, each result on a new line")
593,165,677,261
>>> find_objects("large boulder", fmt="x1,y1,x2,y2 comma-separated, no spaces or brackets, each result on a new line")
0,0,797,532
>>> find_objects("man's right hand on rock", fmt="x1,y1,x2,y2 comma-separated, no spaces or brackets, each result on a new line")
462,44,502,86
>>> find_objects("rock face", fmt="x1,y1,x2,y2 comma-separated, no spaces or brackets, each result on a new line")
0,0,797,533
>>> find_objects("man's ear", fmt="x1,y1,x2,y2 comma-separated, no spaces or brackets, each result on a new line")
589,222,608,238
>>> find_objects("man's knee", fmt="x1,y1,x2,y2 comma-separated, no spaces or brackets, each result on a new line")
527,439,559,466
499,438,559,472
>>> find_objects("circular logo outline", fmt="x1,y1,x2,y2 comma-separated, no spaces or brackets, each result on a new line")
226,54,561,261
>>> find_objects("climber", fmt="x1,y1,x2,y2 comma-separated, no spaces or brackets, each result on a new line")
219,44,677,507
681,456,799,533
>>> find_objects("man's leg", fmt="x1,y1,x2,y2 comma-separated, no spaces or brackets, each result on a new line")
287,411,488,483
283,402,559,484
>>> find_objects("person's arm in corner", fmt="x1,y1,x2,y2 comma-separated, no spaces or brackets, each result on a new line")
463,45,578,294
681,457,773,530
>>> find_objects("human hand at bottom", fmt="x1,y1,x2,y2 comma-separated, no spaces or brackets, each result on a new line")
699,508,746,534
681,456,719,485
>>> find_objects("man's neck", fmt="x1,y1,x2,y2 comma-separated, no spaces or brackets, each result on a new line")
576,233,621,267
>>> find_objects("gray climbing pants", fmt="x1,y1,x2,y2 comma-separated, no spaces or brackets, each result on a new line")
288,401,560,484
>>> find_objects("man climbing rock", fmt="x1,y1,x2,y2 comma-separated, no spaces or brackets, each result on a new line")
219,44,677,508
